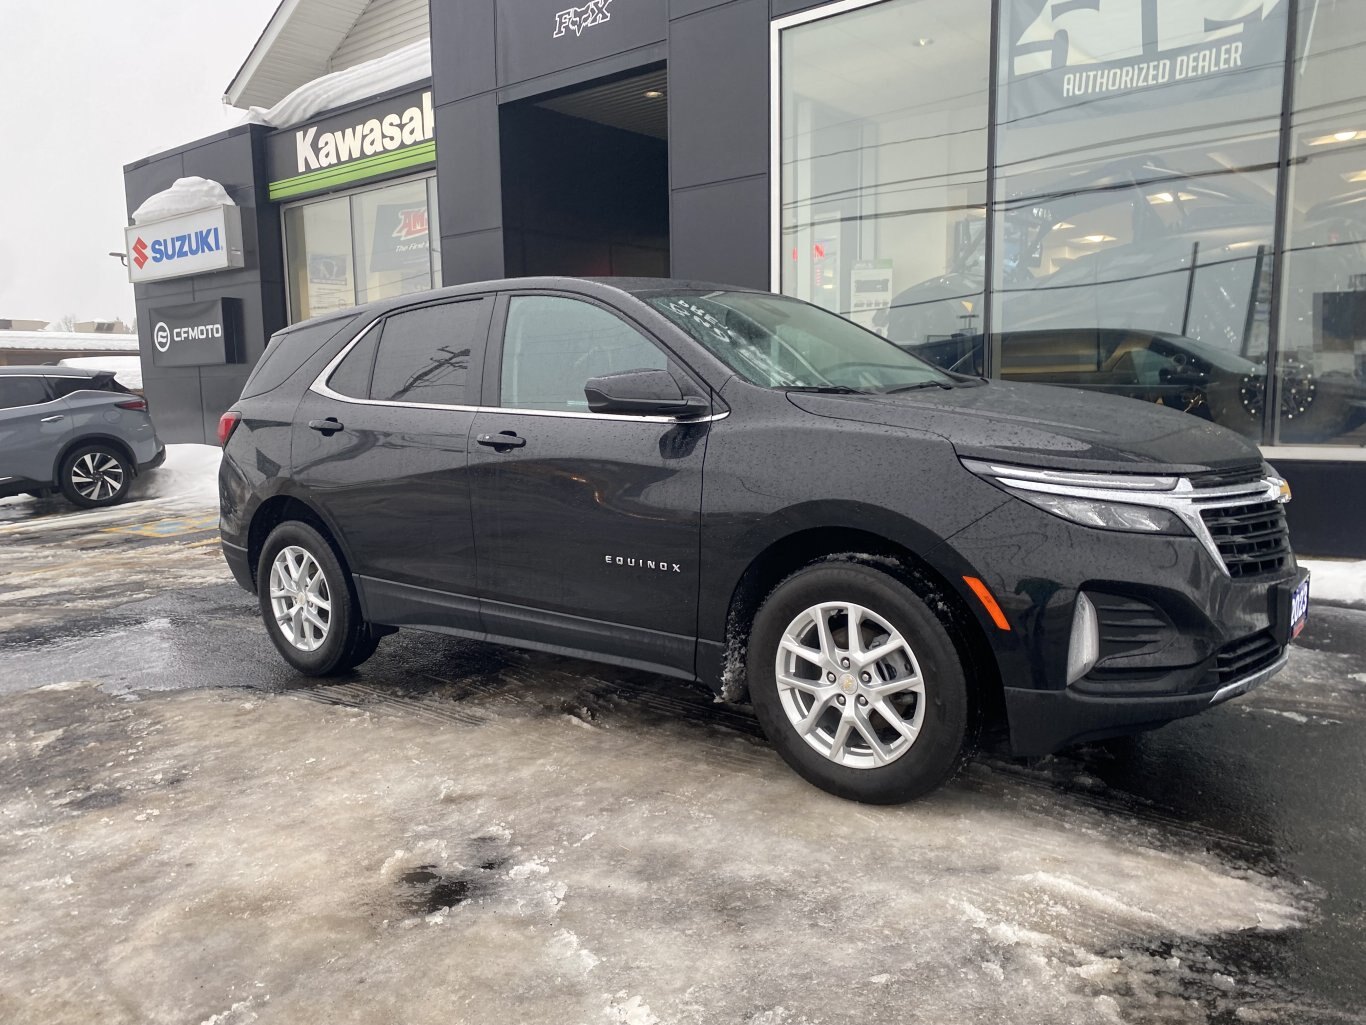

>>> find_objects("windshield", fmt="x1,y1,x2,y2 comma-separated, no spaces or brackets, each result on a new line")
645,291,953,393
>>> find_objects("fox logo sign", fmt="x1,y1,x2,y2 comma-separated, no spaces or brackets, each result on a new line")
554,0,612,38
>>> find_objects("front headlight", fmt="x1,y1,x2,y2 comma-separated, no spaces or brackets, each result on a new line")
1014,492,1185,533
962,458,1190,535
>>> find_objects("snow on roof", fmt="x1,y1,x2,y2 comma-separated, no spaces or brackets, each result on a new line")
0,331,139,352
131,178,235,226
240,38,430,129
225,0,375,110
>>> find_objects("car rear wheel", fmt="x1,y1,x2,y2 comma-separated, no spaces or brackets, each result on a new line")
257,521,381,676
59,444,132,508
748,561,972,804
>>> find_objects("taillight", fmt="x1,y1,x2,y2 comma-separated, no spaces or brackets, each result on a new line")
116,397,148,411
217,411,242,447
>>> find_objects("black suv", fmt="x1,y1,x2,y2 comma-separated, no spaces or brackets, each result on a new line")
219,278,1309,804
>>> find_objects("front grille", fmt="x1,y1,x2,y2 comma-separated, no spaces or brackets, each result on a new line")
1199,499,1291,578
1212,629,1282,687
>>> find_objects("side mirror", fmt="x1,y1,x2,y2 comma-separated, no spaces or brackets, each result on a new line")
584,369,710,417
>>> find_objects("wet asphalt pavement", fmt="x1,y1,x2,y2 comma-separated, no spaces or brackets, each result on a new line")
1,481,1364,1025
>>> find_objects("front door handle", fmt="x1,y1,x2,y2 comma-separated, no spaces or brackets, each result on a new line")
477,431,526,449
308,417,344,435
40,415,65,423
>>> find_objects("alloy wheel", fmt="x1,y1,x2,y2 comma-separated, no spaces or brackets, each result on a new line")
70,452,125,503
269,546,332,652
775,601,926,769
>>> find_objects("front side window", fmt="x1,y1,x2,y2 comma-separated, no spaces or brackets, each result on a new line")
0,377,51,410
370,299,488,406
500,296,668,411
647,290,951,392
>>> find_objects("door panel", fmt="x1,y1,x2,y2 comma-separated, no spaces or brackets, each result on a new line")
468,293,709,675
0,377,68,484
292,297,491,629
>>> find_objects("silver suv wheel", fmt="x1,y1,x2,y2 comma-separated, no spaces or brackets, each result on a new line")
269,545,332,652
70,452,125,503
775,601,926,769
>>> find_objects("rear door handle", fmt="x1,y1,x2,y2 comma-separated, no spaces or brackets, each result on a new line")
308,417,344,435
40,415,65,423
477,431,526,449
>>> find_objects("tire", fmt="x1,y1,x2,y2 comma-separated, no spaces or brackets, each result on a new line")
257,521,382,676
747,561,973,804
59,444,133,508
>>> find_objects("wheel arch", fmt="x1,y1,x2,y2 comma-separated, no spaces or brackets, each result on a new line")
51,433,137,485
714,517,1004,734
245,492,354,590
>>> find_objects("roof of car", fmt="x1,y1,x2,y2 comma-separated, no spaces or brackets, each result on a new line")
0,365,103,378
277,276,765,336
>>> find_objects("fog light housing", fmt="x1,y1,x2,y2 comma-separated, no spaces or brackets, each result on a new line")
1067,592,1100,684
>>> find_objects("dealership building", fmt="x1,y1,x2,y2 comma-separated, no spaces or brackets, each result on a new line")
123,0,1365,556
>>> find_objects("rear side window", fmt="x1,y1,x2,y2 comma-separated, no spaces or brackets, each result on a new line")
47,375,124,398
0,377,51,410
240,315,359,400
327,325,380,399
369,298,489,406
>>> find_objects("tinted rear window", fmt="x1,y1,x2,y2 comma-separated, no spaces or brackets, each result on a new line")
0,376,51,410
48,375,119,398
240,315,359,400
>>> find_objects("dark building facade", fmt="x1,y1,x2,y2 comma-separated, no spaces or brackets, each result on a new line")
123,0,1366,556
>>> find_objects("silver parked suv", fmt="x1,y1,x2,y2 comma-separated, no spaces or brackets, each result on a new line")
0,367,165,509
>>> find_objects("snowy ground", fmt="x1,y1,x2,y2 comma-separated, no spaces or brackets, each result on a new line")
1,450,1364,1025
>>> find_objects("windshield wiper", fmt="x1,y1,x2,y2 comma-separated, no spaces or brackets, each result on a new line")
784,385,868,395
880,380,956,394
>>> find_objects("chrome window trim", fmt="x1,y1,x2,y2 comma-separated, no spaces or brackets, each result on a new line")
963,459,1286,576
1209,652,1288,705
309,318,730,425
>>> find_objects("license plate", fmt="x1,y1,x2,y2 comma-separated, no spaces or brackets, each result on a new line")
1290,577,1310,641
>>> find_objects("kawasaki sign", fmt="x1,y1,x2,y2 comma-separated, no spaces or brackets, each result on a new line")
267,87,435,201
124,205,245,285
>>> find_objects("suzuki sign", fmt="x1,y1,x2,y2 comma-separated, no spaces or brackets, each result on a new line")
124,204,245,284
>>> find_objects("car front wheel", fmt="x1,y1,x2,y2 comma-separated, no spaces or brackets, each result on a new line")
747,561,972,804
257,521,381,676
59,444,132,508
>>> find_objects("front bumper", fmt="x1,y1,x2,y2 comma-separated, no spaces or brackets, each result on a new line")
937,497,1305,756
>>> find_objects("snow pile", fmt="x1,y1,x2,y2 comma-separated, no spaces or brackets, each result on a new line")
58,356,143,391
1300,559,1366,608
140,444,221,507
131,177,235,225
240,39,430,129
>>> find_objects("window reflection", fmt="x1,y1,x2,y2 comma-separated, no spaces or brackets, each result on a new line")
779,0,991,345
1276,0,1366,444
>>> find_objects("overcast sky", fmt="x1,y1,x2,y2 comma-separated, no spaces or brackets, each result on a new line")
0,0,280,326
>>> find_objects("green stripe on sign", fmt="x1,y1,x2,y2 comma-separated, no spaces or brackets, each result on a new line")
268,140,437,200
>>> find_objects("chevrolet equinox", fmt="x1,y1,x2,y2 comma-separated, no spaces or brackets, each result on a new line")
218,278,1309,804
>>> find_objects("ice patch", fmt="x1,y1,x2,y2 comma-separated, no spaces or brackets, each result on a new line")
604,992,659,1025
551,928,601,973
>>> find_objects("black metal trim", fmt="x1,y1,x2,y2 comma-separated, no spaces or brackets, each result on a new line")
983,0,1002,378
1265,0,1302,446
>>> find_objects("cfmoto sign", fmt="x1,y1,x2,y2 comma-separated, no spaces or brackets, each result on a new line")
147,300,242,368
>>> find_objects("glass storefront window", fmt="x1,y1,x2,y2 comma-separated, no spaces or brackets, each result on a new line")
1276,0,1366,445
779,0,991,362
990,0,1288,440
285,196,356,323
352,179,433,305
283,174,439,323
